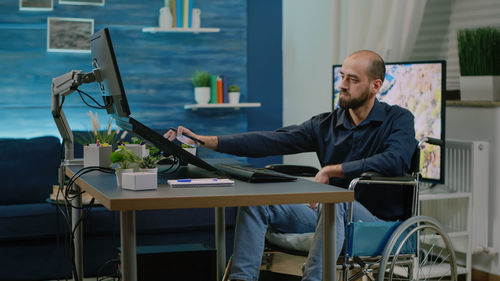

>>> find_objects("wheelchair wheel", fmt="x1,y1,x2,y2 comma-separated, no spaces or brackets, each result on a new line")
378,216,457,281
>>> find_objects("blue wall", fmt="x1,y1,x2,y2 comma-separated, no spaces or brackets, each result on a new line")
0,0,283,165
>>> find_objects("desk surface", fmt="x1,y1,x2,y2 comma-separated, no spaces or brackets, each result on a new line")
66,165,354,211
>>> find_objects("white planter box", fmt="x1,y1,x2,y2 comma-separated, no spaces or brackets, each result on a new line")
125,144,149,158
460,75,500,101
84,145,112,167
115,168,134,187
121,172,158,190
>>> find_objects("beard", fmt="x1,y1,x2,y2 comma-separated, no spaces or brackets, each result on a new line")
338,88,370,109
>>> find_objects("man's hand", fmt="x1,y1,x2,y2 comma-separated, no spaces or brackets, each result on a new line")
310,164,344,210
314,164,344,184
163,126,219,150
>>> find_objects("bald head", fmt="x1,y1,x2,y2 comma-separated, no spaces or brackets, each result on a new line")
348,50,386,83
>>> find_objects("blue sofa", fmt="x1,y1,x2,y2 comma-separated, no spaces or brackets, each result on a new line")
0,135,236,280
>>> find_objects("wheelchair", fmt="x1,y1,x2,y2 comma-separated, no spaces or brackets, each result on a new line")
224,137,458,281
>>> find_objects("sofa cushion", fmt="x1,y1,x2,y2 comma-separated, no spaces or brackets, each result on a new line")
0,136,60,204
0,202,237,240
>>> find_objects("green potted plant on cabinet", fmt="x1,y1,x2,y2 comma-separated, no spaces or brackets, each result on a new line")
457,27,500,101
191,70,211,104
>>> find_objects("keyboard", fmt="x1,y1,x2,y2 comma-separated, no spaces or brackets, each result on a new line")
215,163,297,183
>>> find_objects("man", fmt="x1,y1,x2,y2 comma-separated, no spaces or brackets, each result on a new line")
165,50,417,281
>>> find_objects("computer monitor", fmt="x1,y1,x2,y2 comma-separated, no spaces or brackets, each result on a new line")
332,60,446,184
89,28,217,172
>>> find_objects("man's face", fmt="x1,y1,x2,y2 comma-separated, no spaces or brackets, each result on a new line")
338,56,373,110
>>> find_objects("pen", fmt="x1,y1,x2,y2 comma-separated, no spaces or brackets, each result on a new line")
170,127,205,145
177,179,192,182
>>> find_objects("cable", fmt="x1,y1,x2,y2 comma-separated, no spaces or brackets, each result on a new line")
56,166,115,281
77,88,111,109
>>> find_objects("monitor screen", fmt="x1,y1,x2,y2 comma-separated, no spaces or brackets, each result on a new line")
332,60,446,184
89,28,217,172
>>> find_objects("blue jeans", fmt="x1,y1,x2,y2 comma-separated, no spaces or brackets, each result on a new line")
228,201,383,281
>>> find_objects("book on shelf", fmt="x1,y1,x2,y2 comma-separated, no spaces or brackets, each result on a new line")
222,75,228,103
170,0,177,27
175,0,183,28
210,75,218,103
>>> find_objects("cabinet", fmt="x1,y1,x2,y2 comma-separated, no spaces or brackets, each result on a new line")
419,188,471,280
184,102,261,110
142,27,220,34
418,138,490,281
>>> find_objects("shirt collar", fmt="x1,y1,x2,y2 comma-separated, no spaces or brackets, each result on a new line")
335,99,386,129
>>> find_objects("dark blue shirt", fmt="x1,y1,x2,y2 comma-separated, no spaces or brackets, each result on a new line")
218,99,417,189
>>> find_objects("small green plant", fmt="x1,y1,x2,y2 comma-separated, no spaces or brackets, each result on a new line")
457,27,500,76
110,146,141,169
191,70,211,87
139,155,158,169
228,85,240,92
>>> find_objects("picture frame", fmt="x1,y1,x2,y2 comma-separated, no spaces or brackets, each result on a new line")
19,0,53,11
47,17,94,53
59,0,104,6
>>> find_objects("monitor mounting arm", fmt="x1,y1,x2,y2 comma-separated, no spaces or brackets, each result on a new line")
51,68,102,162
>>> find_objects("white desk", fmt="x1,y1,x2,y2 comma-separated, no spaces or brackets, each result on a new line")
66,164,353,281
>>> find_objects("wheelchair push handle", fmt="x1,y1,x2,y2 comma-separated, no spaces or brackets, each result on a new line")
419,137,443,148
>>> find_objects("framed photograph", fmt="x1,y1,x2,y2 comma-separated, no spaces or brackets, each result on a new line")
47,17,94,53
59,0,104,6
19,0,53,11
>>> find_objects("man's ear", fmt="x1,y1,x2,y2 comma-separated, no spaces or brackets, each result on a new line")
370,79,383,95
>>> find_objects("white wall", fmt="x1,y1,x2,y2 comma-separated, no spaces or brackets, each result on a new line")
282,0,333,168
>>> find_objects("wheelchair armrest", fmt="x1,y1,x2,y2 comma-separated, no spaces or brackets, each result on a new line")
359,171,414,182
264,164,319,177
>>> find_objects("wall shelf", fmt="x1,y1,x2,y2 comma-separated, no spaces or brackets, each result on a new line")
142,27,220,33
184,103,261,110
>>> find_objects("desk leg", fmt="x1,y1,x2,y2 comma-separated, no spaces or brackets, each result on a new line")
120,210,137,281
322,203,336,281
72,189,83,280
215,207,226,281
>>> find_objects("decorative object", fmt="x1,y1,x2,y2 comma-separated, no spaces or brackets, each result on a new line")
191,70,211,104
139,155,159,174
228,85,241,104
115,168,133,187
457,27,500,101
159,6,173,28
191,8,201,29
59,0,104,5
121,172,158,190
19,0,53,11
83,144,112,167
110,146,141,187
47,17,94,53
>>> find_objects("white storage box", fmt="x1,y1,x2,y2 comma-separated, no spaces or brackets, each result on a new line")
121,172,158,191
84,145,112,167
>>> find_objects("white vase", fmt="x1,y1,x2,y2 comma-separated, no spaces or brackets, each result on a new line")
194,87,211,104
460,75,500,101
115,168,134,187
228,92,240,104
191,8,201,29
159,7,173,28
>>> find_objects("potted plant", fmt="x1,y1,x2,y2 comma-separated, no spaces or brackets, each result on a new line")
191,70,211,104
139,155,159,173
110,146,141,187
228,85,241,104
457,27,500,101
82,110,121,168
